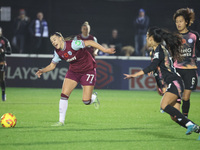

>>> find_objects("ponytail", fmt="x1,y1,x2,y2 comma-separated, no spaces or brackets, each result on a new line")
148,27,183,61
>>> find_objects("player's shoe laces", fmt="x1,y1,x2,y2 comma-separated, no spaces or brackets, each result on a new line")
93,92,100,109
51,122,64,126
2,94,6,101
186,124,199,135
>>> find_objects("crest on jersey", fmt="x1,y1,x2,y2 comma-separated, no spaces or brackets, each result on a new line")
188,38,193,43
153,52,159,59
75,40,81,46
68,51,72,55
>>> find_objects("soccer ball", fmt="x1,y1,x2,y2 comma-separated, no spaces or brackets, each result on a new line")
1,113,17,128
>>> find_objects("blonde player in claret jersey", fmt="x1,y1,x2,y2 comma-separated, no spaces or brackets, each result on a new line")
36,32,115,126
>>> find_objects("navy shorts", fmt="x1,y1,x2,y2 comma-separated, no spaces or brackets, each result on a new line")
166,77,184,100
65,68,96,86
176,69,198,90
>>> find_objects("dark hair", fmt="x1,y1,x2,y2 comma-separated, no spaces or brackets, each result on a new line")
173,8,195,27
147,27,183,61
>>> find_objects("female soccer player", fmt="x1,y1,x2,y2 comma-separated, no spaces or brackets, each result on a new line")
0,27,12,101
124,27,200,140
74,21,98,57
173,8,200,117
35,32,115,126
74,21,99,103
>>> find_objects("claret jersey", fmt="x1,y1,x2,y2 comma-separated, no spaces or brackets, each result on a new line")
74,34,97,57
52,40,96,73
174,30,200,69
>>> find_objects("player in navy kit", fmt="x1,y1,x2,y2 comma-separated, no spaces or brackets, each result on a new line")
173,8,200,117
124,27,200,140
0,27,12,101
36,32,115,126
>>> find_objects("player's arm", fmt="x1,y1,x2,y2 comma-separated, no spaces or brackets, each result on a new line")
35,62,57,78
84,40,115,54
1,37,12,55
124,51,162,79
195,32,200,56
93,37,99,56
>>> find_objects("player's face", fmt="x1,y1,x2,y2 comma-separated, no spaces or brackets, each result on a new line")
175,16,187,32
50,35,63,49
146,33,152,48
81,25,90,36
0,28,2,36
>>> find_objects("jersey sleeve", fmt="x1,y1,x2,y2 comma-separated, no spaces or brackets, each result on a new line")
195,32,200,56
73,36,78,40
71,40,85,51
93,37,97,43
143,50,163,74
52,51,61,64
3,37,12,55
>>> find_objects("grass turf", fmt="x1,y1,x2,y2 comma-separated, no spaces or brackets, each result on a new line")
0,88,200,150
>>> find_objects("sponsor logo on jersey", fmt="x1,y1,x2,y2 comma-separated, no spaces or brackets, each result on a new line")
66,56,76,62
75,40,81,46
182,39,186,44
68,51,72,55
64,53,69,58
188,38,193,43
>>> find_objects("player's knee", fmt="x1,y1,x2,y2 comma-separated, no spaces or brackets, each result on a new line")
82,99,91,105
61,93,69,100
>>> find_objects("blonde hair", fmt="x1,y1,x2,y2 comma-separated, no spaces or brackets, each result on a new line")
82,21,90,27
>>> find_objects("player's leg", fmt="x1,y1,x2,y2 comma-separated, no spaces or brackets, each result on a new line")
82,85,99,109
182,89,191,117
181,69,198,117
161,92,199,135
0,68,6,101
80,69,99,109
52,78,78,126
170,101,187,128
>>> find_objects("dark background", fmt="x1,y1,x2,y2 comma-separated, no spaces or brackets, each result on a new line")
1,0,200,52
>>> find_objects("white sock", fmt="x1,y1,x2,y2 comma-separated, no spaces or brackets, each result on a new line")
59,99,68,123
186,121,194,127
91,94,97,104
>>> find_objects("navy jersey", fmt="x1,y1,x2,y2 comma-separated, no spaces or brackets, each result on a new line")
150,50,165,89
143,44,180,84
0,36,12,62
174,30,200,69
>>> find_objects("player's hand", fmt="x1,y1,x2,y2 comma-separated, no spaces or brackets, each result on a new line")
35,69,43,78
157,87,164,96
148,71,153,76
0,49,4,53
105,48,116,54
124,74,134,79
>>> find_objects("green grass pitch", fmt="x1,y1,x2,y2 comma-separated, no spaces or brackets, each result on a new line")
0,88,200,150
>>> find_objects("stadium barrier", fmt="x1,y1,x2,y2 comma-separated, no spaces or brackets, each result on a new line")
6,54,200,91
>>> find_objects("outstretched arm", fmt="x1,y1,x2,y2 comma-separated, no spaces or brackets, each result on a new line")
124,70,144,79
35,62,57,78
84,40,115,54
